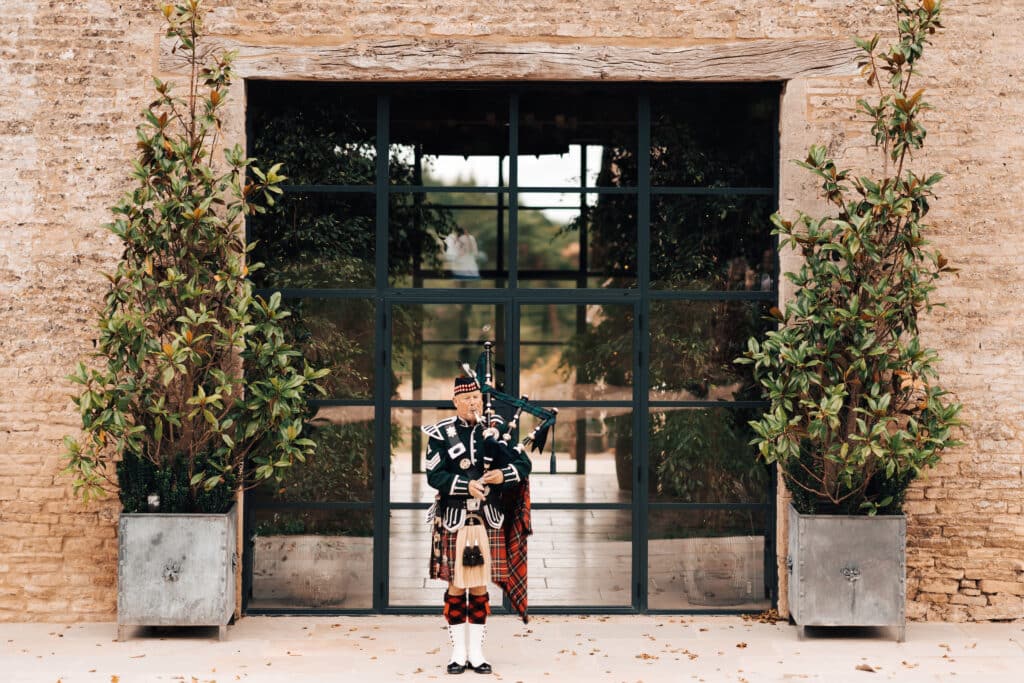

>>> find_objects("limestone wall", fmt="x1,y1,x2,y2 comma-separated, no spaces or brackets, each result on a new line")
1,0,1020,621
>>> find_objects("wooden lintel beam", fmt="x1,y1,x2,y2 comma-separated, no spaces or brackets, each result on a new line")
160,37,861,82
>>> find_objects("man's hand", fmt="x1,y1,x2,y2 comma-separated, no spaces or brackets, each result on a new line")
481,469,503,485
468,479,487,500
482,427,500,441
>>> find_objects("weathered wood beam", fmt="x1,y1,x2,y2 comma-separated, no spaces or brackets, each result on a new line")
160,37,861,82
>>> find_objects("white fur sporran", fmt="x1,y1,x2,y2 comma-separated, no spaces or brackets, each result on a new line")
453,517,491,589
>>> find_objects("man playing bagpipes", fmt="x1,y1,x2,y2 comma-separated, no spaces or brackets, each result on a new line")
425,343,556,675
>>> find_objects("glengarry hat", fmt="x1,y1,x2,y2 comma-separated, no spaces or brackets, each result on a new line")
453,376,480,395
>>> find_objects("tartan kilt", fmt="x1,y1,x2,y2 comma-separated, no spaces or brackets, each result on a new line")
430,523,508,585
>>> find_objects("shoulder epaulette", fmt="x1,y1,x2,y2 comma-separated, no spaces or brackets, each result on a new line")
421,415,458,439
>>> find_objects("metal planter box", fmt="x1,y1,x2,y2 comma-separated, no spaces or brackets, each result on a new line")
117,505,237,641
787,504,906,641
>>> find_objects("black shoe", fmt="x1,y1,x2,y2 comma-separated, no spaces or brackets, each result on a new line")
447,661,467,675
469,661,492,674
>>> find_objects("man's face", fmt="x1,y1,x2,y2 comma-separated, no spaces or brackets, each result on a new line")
453,390,482,423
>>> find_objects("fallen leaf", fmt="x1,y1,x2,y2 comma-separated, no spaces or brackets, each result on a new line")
736,642,748,648
742,608,785,624
855,664,876,672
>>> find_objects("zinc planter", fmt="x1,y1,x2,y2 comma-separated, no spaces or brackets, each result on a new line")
787,504,906,642
117,505,237,641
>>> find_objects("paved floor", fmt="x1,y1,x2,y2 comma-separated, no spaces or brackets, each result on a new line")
2,616,1021,683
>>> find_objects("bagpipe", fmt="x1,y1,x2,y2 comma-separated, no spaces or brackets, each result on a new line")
460,341,559,464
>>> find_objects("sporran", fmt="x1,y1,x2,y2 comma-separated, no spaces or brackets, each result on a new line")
453,518,491,589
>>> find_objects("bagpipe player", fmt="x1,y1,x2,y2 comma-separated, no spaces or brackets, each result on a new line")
424,375,533,675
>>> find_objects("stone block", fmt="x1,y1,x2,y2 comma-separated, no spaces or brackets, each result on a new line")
978,579,1024,596
918,580,959,595
967,596,1024,621
916,592,950,604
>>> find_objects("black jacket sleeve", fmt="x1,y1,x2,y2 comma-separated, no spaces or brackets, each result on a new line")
425,436,471,497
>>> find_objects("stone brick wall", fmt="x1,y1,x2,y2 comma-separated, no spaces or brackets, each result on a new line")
1,0,1020,622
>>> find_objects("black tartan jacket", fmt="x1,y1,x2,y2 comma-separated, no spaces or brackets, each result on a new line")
424,415,532,530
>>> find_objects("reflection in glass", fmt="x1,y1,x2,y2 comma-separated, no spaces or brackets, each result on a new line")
649,301,771,401
389,509,477,606
517,194,637,288
392,304,504,401
519,90,637,188
651,84,778,188
249,83,377,186
279,298,375,400
648,507,769,609
390,90,508,186
520,303,633,401
250,508,373,609
650,195,775,291
250,193,376,289
528,509,632,607
389,193,508,288
648,408,770,505
250,406,374,503
527,407,632,501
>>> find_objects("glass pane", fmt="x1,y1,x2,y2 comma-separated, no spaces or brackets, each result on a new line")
249,83,376,186
519,89,637,188
649,301,772,401
250,508,374,609
392,304,505,401
520,303,634,401
390,90,508,186
651,84,777,188
389,193,508,287
529,508,632,607
517,193,637,288
250,192,376,289
280,298,375,400
249,405,374,503
388,509,473,606
528,407,632,502
292,406,376,502
391,407,461,505
648,507,770,609
650,195,776,291
648,408,771,505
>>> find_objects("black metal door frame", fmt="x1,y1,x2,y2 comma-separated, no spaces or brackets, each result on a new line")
244,84,779,616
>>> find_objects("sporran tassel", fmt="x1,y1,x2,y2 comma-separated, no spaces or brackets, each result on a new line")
453,523,491,589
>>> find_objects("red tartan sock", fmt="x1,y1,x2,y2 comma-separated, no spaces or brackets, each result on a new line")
468,592,490,624
444,590,467,625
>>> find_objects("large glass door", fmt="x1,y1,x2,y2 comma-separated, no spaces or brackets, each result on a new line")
243,82,779,615
384,298,639,611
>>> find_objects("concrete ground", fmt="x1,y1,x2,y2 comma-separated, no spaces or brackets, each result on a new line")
2,616,1021,683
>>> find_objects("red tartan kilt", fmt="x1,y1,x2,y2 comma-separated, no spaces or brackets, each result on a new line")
431,524,508,585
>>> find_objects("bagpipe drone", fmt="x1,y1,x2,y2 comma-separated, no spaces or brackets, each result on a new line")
460,341,559,469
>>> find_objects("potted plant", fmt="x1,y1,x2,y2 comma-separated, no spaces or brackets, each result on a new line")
738,0,961,641
62,1,327,640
